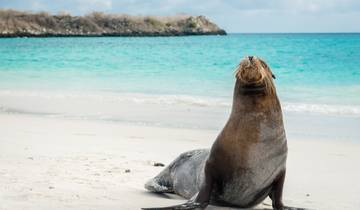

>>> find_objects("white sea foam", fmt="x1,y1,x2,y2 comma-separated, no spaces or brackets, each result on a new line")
282,103,360,116
0,90,359,117
0,90,230,107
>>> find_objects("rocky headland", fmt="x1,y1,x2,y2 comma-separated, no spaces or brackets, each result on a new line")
0,10,226,37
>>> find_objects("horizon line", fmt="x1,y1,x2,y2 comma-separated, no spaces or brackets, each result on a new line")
227,32,360,34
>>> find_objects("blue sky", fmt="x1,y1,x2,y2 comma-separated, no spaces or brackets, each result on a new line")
1,0,359,32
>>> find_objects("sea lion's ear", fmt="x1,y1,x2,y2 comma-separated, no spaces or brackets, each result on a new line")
259,58,276,79
258,58,269,69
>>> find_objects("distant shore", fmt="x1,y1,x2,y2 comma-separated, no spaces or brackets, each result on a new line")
0,10,226,37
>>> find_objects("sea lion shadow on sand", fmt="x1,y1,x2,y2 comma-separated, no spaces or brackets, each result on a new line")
144,189,275,210
142,56,310,210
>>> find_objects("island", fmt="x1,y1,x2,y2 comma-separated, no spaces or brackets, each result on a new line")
0,10,226,37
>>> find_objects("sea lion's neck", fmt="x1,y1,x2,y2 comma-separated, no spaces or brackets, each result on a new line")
231,80,281,115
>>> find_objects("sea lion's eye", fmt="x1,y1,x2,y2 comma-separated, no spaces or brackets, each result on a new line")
272,74,276,79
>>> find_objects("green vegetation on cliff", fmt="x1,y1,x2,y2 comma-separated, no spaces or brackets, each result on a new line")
0,10,226,37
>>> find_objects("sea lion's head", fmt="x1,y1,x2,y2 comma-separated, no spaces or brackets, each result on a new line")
235,56,276,95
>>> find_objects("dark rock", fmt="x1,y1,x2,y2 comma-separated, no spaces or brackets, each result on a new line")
153,162,165,167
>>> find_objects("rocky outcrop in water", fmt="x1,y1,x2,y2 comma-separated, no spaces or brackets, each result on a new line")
0,10,226,37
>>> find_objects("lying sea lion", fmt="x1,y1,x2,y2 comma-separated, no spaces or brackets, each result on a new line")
143,56,300,210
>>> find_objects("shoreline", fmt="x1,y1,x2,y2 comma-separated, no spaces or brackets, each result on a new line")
0,31,227,38
0,89,359,143
0,113,359,209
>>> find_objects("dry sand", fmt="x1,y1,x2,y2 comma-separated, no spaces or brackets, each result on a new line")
0,113,359,210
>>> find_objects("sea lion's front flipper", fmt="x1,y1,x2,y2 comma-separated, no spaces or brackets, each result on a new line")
269,169,286,209
269,170,312,210
278,207,313,210
141,201,206,210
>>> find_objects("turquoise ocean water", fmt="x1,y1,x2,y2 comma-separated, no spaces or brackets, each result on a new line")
0,33,359,118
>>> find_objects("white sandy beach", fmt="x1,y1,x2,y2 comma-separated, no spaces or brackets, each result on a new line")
0,113,359,210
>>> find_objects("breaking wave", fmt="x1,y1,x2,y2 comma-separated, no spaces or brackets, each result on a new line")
0,90,359,117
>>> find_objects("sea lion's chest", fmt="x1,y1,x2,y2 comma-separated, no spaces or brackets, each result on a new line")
211,118,288,207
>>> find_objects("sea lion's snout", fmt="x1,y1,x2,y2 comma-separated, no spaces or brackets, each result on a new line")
236,56,264,85
235,56,276,95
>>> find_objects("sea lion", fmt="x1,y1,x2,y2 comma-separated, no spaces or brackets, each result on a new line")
143,56,298,210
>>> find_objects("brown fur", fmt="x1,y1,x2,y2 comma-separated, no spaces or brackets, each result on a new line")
206,56,285,207
143,56,290,210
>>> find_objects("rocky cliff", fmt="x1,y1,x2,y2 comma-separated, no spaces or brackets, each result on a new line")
0,10,226,37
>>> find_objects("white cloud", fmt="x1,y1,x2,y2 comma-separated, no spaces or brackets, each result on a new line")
74,0,113,14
